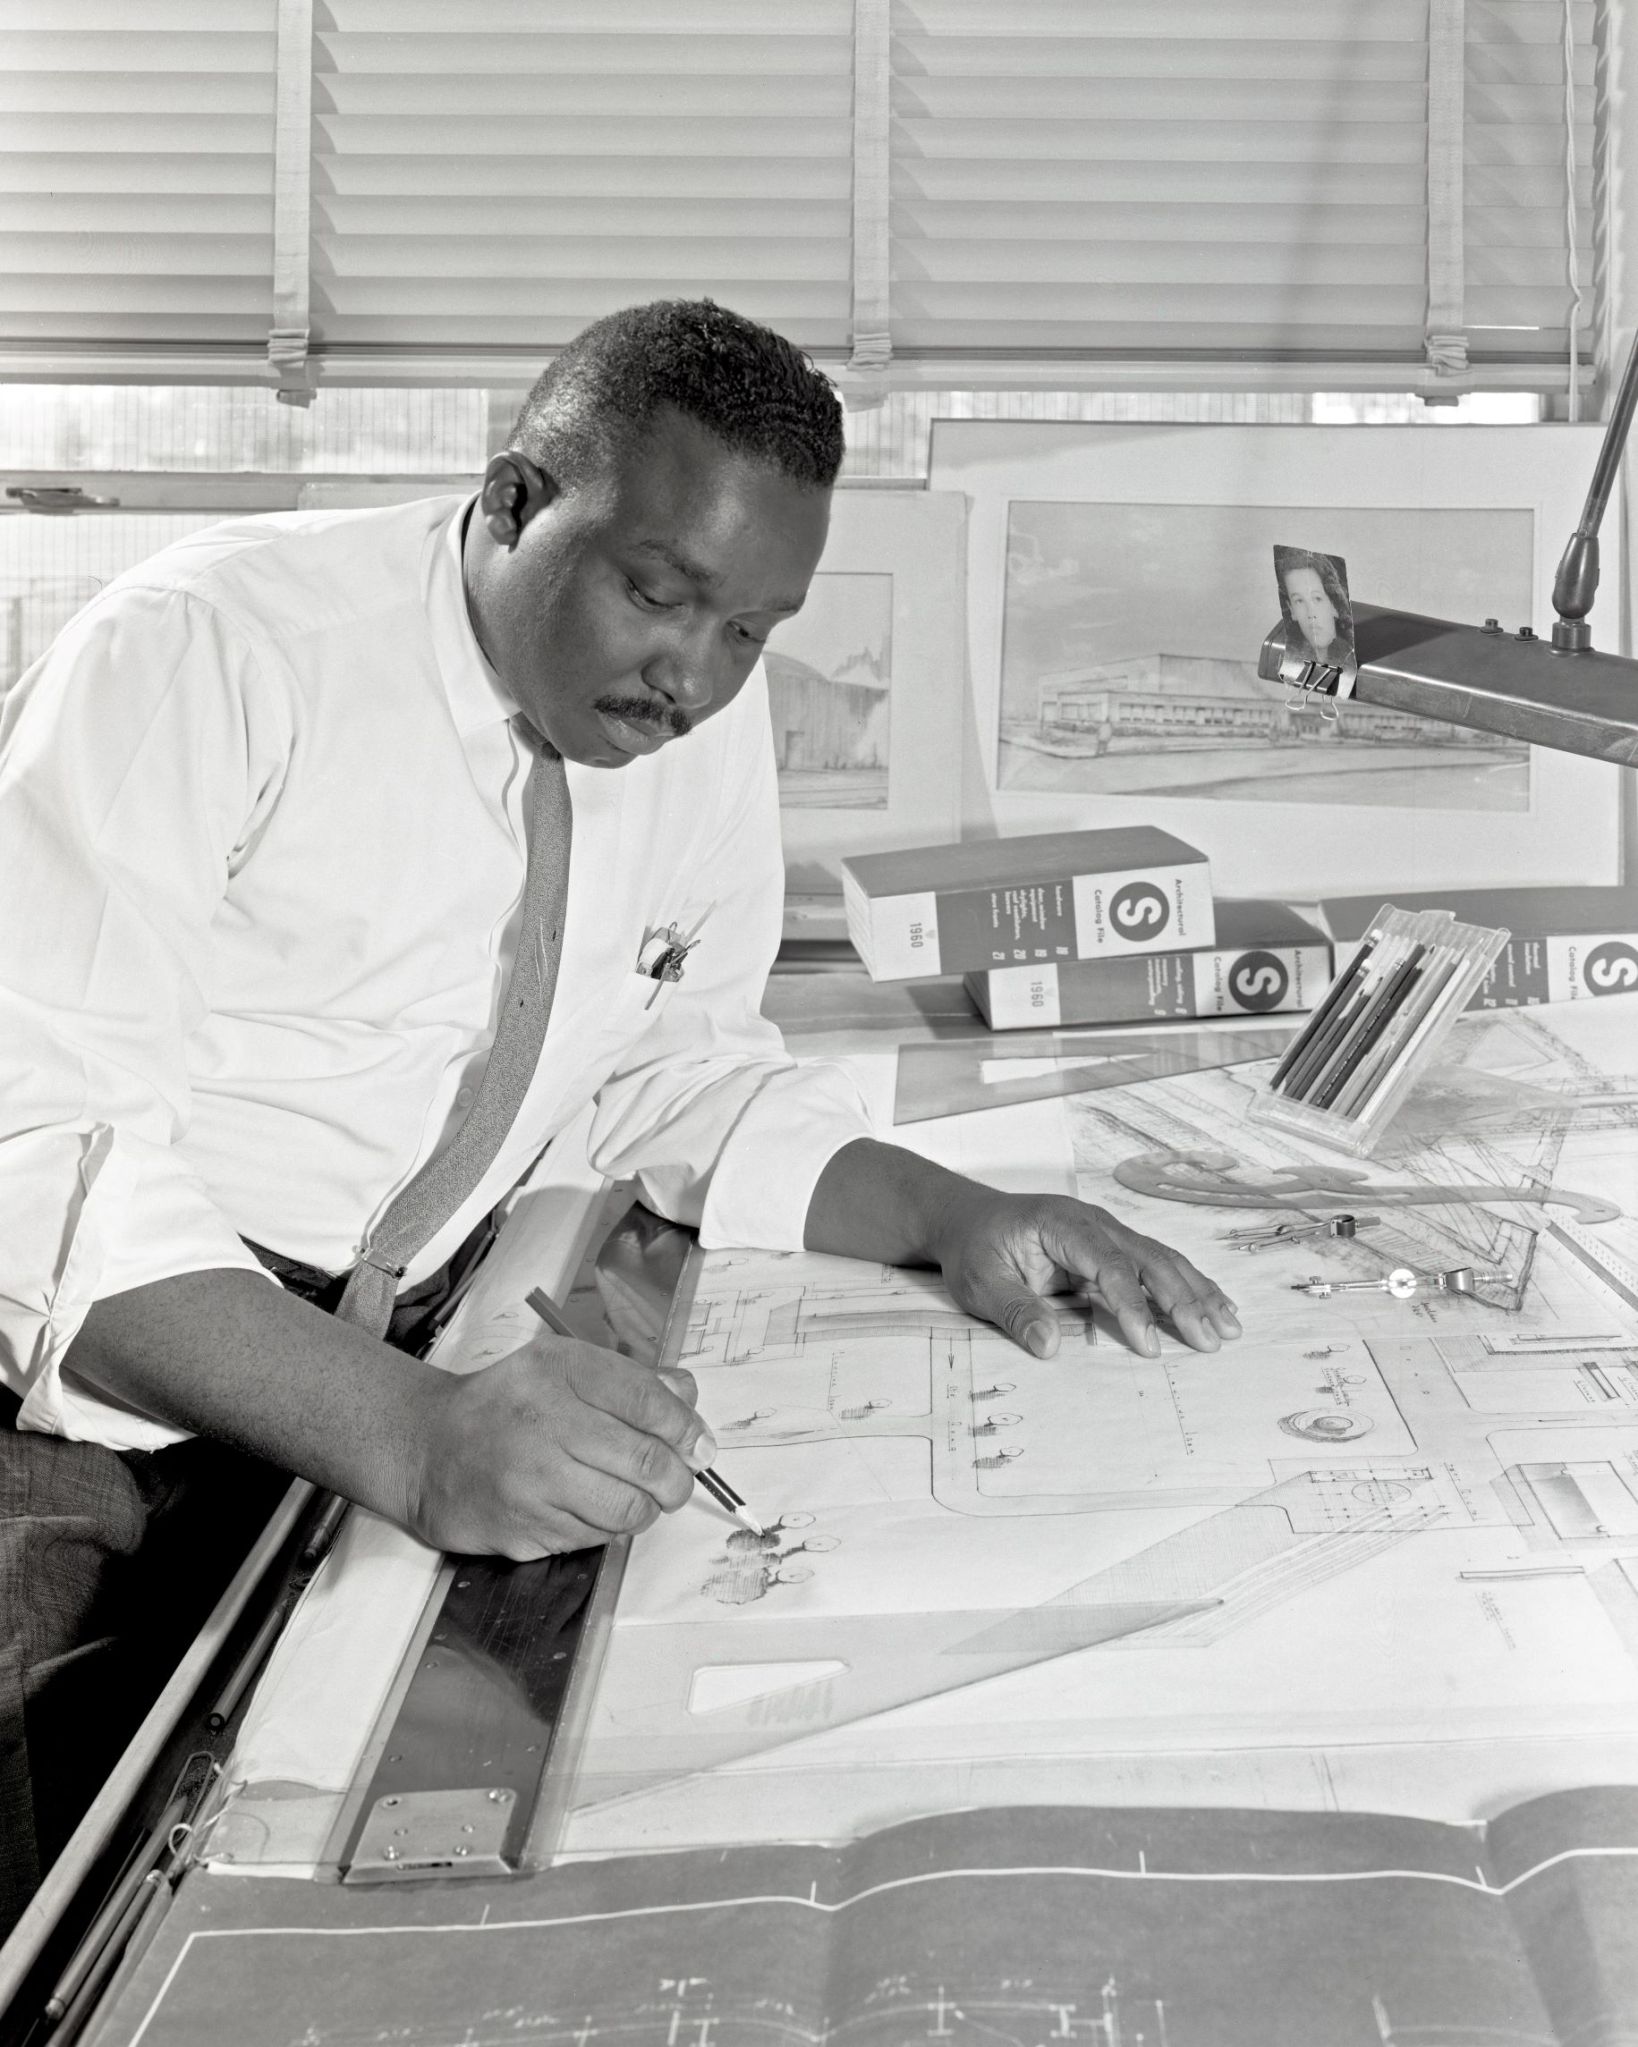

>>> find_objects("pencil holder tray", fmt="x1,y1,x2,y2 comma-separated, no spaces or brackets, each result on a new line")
1246,904,1508,1158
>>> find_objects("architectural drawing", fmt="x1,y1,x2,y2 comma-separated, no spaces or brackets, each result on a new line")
100,1794,1638,2047
704,1521,842,1607
575,999,1638,1822
765,570,892,810
996,499,1532,808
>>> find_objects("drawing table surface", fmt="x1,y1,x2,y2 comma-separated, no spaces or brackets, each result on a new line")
204,1044,1103,1876
68,991,1638,2047
70,1000,1638,2036
187,994,1638,1896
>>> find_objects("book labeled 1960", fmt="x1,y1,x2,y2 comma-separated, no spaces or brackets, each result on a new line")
1468,932,1638,1007
840,827,1213,982
965,900,1330,1029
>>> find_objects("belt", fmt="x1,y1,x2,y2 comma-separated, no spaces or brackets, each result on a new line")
243,1206,502,1357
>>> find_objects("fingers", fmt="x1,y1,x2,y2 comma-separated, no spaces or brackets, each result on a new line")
562,1345,715,1473
963,1252,1159,1362
659,1365,699,1408
954,1199,1241,1361
1150,1255,1241,1352
1089,1236,1239,1356
419,1339,716,1558
980,1285,1062,1360
537,1348,712,1540
1017,1202,1238,1357
1097,1255,1170,1360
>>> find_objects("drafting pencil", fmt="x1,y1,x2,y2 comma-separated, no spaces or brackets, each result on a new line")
1284,941,1401,1104
696,1467,764,1537
1322,941,1441,1120
525,1287,763,1535
1334,940,1459,1116
1329,943,1463,1122
525,1283,587,1341
1279,965,1379,1101
1334,949,1466,1129
1291,925,1422,1103
1309,944,1427,1112
1269,937,1384,1097
694,1472,766,1539
1269,935,1376,1094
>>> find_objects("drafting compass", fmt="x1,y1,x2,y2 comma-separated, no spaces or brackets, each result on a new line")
1294,1264,1514,1300
1224,1212,1382,1251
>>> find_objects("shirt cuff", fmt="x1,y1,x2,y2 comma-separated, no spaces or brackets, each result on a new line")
695,1058,877,1253
4,1123,276,1452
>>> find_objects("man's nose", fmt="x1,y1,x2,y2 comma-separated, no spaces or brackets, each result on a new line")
645,630,725,714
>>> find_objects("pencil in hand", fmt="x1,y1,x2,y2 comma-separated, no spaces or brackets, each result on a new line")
524,1287,763,1535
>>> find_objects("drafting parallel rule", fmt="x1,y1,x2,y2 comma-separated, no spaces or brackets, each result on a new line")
334,1240,707,1884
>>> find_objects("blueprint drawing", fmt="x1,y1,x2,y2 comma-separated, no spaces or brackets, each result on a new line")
573,998,1638,1837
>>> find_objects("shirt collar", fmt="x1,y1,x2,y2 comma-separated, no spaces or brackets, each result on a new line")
423,495,521,735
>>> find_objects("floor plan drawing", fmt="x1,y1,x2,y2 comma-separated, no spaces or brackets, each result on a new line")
103,1797,1638,2047
570,999,1638,1840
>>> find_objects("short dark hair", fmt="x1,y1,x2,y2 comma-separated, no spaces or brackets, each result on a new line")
509,299,844,492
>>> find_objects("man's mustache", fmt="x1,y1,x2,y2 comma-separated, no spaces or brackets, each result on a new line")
595,693,692,739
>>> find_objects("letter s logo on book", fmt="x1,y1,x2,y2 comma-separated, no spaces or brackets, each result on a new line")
1227,951,1289,1011
1584,940,1638,993
1109,882,1169,937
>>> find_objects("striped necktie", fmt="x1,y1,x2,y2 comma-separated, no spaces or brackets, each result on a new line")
337,725,573,1339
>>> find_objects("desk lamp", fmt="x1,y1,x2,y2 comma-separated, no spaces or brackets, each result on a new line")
1258,332,1638,767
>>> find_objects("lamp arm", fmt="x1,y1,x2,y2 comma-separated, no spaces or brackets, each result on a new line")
1553,328,1638,633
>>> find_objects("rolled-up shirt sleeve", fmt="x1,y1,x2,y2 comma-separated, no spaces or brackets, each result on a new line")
0,588,282,1448
584,674,876,1251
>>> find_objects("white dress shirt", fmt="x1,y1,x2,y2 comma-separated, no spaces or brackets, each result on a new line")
0,494,874,1451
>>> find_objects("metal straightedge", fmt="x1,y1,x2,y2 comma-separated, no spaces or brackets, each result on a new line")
340,1547,610,1883
337,1200,698,1884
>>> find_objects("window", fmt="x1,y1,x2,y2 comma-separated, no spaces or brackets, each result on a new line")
0,3,1600,399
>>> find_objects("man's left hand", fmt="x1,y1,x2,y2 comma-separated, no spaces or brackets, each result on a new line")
805,1137,1240,1360
927,1181,1240,1359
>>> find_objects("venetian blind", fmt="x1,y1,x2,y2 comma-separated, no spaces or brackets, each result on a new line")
0,3,278,365
306,0,856,365
0,0,1600,386
886,0,1596,370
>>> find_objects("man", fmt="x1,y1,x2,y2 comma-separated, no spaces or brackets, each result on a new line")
0,301,1239,1901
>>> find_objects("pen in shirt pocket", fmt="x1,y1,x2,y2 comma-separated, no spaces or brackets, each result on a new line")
635,902,714,997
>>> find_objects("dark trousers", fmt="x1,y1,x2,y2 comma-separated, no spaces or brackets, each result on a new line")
0,1396,285,1938
0,1211,497,1938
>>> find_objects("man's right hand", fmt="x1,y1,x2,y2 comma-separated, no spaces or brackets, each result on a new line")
408,1335,713,1558
65,1268,715,1562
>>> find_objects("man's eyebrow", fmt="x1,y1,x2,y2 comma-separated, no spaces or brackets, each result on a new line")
630,539,806,615
631,539,719,588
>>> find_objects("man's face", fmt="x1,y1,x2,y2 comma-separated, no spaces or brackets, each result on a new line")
468,407,831,768
1284,565,1338,655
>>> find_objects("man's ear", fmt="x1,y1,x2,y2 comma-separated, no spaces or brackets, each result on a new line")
478,451,555,551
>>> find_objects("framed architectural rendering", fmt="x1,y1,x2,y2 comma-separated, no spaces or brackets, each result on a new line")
928,423,1626,902
767,487,967,892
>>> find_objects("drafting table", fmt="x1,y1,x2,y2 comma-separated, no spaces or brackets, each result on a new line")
68,992,1638,2043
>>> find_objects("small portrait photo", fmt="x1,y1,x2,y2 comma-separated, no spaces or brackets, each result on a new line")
1274,545,1355,666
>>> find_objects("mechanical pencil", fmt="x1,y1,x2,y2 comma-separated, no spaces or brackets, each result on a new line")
524,1286,763,1535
